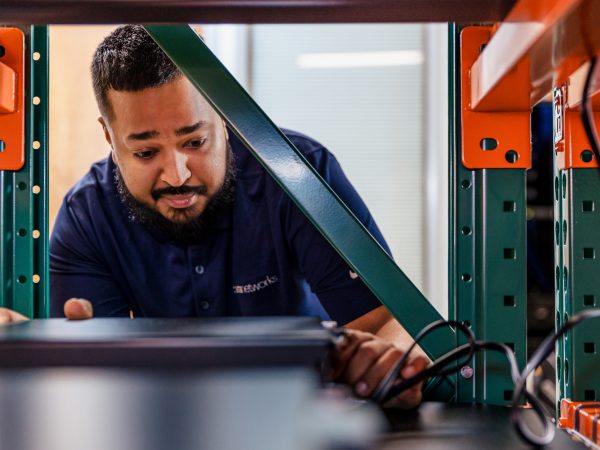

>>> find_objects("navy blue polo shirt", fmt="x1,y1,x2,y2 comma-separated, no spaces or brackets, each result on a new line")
50,130,391,324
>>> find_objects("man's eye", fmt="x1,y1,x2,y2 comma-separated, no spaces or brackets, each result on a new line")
134,149,157,160
184,138,206,149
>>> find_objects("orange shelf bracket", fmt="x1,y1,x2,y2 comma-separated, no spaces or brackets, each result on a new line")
559,399,600,446
460,27,531,170
0,28,25,171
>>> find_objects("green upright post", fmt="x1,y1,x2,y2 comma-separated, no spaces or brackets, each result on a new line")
557,168,600,403
0,26,49,318
449,24,528,404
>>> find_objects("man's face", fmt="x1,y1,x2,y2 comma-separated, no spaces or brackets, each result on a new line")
101,76,229,225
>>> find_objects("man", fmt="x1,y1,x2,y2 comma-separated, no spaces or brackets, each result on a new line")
20,25,428,406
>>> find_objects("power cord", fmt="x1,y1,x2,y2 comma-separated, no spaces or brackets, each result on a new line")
372,309,600,447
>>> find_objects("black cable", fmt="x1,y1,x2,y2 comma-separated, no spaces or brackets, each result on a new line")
580,56,600,167
370,320,476,403
373,309,600,447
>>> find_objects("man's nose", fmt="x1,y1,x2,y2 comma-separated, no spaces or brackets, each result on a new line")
161,150,191,187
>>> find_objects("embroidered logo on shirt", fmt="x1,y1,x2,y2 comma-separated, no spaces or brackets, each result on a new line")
233,275,279,294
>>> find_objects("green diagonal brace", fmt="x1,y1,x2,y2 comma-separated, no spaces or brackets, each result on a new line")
145,25,455,398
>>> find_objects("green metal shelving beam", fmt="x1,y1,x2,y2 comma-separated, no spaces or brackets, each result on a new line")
144,25,455,399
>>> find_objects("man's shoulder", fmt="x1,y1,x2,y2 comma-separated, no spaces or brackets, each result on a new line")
232,128,334,179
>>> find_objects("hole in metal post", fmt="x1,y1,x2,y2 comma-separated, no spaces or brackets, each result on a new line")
504,295,515,307
461,179,472,190
585,390,596,401
581,149,594,163
461,273,472,283
584,295,595,306
583,248,595,259
503,248,516,259
503,201,516,212
582,201,595,212
584,342,596,354
480,138,498,151
505,150,519,163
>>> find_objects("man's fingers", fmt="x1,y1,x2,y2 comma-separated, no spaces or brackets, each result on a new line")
329,330,374,380
342,339,394,386
354,345,403,397
63,298,94,320
0,307,28,324
401,355,429,379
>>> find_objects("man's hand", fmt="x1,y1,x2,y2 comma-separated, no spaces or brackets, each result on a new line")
64,298,94,320
0,307,28,324
330,329,428,409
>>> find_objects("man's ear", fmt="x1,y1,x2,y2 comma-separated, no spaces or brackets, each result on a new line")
98,116,118,163
222,119,229,142
98,116,113,147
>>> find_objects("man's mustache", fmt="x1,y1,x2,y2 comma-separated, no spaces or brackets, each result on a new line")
151,185,208,201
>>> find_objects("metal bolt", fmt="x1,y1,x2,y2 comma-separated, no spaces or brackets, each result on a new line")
460,365,474,379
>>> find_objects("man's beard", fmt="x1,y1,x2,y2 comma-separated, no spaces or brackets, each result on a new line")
114,146,236,245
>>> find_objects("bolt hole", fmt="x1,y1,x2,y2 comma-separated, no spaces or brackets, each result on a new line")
505,150,519,163
17,182,27,191
480,138,498,151
461,179,472,190
581,149,594,163
17,275,26,284
17,229,27,237
461,226,472,236
461,273,472,283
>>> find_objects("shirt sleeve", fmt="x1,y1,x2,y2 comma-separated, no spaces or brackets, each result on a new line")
282,141,391,325
50,195,130,318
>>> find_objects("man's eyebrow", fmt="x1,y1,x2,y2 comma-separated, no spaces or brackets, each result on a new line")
127,130,160,141
175,121,206,136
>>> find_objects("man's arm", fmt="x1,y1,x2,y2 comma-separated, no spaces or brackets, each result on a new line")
333,305,429,408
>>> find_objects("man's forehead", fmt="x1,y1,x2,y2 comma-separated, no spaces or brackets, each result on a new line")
105,78,218,129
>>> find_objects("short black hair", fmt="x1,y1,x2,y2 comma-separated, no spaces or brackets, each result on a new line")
91,24,182,119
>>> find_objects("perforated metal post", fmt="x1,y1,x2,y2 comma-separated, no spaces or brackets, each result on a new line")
554,85,600,408
449,24,528,404
0,26,49,318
